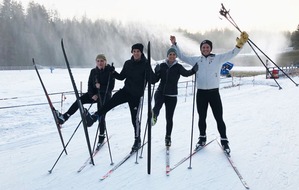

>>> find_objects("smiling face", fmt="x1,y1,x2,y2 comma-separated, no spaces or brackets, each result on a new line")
167,52,177,64
200,43,212,56
96,58,106,69
132,49,142,61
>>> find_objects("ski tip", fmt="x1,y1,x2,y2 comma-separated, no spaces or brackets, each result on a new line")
130,148,139,154
225,152,231,157
194,146,203,151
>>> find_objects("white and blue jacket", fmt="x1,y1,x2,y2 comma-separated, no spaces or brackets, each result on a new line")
172,44,242,90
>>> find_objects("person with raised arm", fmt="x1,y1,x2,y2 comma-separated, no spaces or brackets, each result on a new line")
170,32,248,154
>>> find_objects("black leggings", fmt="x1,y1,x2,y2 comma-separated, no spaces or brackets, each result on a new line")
66,93,96,116
66,92,111,134
153,90,177,137
196,89,227,139
97,88,142,138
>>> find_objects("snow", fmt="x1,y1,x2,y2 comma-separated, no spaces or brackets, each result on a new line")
1,68,299,190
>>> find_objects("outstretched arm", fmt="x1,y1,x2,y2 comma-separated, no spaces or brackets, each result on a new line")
170,35,199,66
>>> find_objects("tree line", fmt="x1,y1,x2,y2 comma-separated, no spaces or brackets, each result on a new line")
0,0,298,69
0,0,169,69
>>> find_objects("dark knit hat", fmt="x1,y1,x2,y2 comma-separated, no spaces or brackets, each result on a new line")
131,43,144,53
200,40,213,50
167,48,177,56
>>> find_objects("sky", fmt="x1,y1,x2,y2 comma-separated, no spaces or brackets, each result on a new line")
0,67,299,189
7,0,299,33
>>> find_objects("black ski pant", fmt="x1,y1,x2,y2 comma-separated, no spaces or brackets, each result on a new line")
97,88,142,138
66,92,110,134
196,88,227,139
152,90,177,137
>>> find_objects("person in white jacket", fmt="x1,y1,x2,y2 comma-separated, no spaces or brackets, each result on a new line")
170,32,249,154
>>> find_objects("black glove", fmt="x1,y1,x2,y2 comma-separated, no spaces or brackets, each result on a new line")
154,64,160,74
192,63,198,73
108,64,115,73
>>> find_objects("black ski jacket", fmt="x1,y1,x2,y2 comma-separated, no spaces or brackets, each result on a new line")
87,64,115,98
155,61,195,95
113,54,155,97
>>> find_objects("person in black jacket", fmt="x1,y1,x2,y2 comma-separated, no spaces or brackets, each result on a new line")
87,43,155,152
55,54,115,145
152,48,198,147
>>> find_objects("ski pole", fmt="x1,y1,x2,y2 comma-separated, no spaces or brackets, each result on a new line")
219,4,282,89
134,95,145,164
139,83,155,158
61,39,94,166
33,58,68,155
92,70,114,165
188,68,197,169
147,41,152,174
48,103,93,173
103,71,114,165
220,3,298,87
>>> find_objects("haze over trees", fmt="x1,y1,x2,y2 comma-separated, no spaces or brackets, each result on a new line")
0,0,298,69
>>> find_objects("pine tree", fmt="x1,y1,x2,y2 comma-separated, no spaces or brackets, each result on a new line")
291,25,299,50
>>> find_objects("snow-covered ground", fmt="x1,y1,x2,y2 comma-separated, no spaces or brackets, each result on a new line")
0,68,299,190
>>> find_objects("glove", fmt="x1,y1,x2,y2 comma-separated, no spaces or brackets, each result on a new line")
108,64,115,73
236,31,249,48
192,63,198,73
154,64,160,74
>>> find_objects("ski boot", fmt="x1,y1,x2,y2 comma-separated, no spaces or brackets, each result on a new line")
96,134,106,150
55,109,69,125
131,137,141,152
195,135,206,150
84,109,99,127
151,110,157,126
221,138,230,155
165,135,171,147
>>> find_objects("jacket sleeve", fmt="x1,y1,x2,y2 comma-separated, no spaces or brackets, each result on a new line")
151,72,160,84
87,69,96,97
103,65,115,92
178,64,194,77
108,75,115,92
171,44,199,66
145,60,158,84
113,62,127,80
216,47,241,65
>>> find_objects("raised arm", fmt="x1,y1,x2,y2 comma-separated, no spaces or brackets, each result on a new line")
170,35,199,66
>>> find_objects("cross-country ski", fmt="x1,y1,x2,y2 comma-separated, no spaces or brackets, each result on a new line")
165,146,170,176
217,140,250,189
169,138,216,172
99,142,148,181
77,136,111,173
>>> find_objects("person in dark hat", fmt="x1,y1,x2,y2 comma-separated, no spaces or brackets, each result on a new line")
131,43,144,53
55,54,115,147
87,43,156,152
170,32,249,154
151,47,198,147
